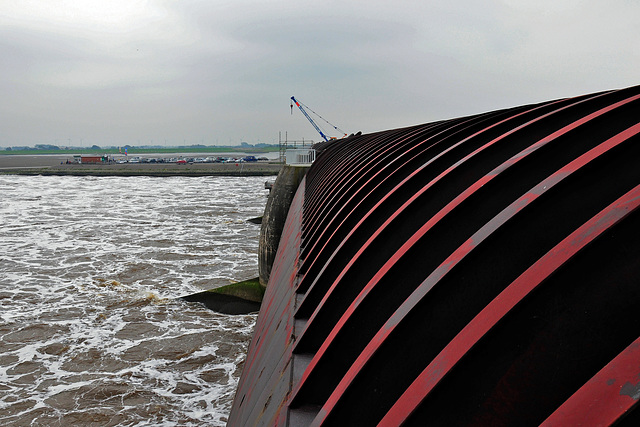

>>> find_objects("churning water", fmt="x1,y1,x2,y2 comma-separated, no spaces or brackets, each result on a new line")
0,175,269,426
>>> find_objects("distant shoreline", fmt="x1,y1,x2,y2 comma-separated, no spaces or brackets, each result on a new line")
0,155,283,177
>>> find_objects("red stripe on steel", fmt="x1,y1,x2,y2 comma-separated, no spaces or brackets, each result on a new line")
299,114,500,283
301,124,439,257
294,97,566,316
376,134,640,425
304,135,381,222
296,92,613,316
312,117,640,425
293,92,634,403
540,336,640,426
228,178,306,425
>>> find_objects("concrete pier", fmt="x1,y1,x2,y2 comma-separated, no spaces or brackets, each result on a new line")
258,165,309,287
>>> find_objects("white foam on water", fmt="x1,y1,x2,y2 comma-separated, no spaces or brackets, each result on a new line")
0,175,269,426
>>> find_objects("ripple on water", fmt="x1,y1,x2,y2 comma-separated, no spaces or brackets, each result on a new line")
0,175,267,426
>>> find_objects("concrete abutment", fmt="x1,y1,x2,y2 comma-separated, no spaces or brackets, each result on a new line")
258,165,309,287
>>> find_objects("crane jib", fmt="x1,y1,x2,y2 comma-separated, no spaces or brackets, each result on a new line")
291,96,331,142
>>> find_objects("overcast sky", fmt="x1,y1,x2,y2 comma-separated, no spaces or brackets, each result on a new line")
1,0,638,147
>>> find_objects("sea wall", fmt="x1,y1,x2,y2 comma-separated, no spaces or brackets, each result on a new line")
0,161,282,177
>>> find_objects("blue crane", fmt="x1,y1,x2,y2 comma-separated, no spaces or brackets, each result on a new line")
290,96,346,142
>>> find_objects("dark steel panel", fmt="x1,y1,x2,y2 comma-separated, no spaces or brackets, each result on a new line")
229,84,640,426
540,336,640,426
298,112,507,281
311,119,640,425
378,179,640,426
291,91,633,407
295,101,555,318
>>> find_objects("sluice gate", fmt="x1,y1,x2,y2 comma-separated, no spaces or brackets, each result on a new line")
229,85,640,426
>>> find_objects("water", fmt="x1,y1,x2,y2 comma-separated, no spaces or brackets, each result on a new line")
0,175,269,426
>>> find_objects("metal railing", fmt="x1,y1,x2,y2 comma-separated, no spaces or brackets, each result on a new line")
285,149,316,165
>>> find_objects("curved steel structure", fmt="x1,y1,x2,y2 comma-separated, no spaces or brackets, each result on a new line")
229,85,640,426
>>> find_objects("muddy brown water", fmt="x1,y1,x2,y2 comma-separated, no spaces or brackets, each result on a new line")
0,175,268,426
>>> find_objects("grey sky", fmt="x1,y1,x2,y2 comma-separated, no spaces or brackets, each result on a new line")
1,0,638,147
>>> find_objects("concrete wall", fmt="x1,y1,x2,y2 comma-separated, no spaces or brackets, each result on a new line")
258,165,308,287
